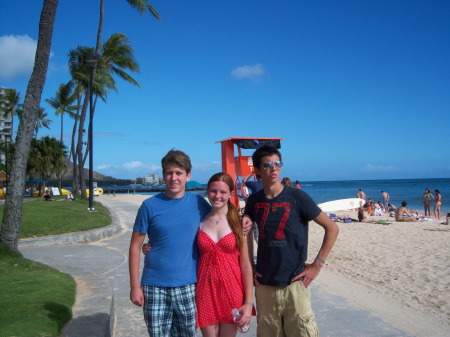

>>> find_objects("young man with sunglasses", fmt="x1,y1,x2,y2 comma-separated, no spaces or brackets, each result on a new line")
244,145,339,337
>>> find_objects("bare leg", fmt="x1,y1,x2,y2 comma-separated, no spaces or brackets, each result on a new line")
201,324,219,337
201,323,238,337
218,323,238,337
434,205,440,219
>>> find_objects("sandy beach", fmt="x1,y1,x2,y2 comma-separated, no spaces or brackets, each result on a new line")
308,209,449,336
101,194,450,336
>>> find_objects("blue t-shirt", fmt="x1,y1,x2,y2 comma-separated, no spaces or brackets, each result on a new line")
133,192,211,287
245,180,264,194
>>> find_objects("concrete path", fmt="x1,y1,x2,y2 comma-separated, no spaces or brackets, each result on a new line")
20,196,413,337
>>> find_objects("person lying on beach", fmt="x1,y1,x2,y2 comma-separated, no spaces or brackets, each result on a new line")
377,201,386,211
395,202,417,222
358,206,377,223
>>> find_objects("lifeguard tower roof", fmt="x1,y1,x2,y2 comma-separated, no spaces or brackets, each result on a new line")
215,137,282,149
215,137,283,207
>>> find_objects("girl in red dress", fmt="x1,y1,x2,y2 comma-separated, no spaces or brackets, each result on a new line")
196,172,254,337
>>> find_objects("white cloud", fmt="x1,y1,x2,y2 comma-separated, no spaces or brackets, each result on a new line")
363,163,396,172
95,161,161,179
231,64,266,82
0,35,37,80
123,161,146,169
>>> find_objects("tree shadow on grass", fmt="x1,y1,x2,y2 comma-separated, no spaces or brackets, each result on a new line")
44,302,72,332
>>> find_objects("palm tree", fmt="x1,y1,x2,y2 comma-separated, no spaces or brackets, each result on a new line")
0,88,21,141
28,137,67,194
0,0,59,250
94,0,159,55
45,81,77,143
33,107,52,138
70,33,144,197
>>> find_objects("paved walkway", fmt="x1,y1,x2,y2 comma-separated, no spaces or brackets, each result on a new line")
20,197,413,337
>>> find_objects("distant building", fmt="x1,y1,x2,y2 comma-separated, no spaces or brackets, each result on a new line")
135,173,162,186
0,87,13,165
144,173,161,186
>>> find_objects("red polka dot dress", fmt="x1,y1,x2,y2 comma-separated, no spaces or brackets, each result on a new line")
196,229,244,327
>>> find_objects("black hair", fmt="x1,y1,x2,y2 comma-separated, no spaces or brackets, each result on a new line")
252,145,282,169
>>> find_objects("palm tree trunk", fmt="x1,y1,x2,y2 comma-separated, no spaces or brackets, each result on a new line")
71,95,81,193
0,0,59,250
76,94,90,198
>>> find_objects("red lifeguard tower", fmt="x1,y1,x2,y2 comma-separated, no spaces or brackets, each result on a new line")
215,137,282,207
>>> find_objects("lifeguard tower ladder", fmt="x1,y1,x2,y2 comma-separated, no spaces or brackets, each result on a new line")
215,137,282,208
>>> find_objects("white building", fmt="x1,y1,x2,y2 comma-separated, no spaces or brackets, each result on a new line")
143,173,161,186
0,87,13,164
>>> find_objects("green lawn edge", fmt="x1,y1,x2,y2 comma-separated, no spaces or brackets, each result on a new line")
0,245,76,337
0,197,112,336
0,196,111,238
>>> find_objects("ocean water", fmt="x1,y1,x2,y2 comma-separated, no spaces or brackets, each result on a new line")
110,178,449,215
300,178,449,214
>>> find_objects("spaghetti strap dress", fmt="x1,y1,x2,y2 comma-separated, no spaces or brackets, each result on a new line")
196,229,244,327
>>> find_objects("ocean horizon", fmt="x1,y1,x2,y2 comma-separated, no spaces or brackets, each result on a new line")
100,177,449,215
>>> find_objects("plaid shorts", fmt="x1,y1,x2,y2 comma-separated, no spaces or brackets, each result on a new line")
142,283,197,337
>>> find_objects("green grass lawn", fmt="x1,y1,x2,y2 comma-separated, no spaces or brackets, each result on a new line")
0,196,112,336
0,196,111,238
0,245,76,337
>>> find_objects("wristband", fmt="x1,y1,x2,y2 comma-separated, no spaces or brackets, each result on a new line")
315,256,326,264
244,302,254,305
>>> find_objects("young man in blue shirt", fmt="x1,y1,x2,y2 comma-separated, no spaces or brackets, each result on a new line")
129,149,211,336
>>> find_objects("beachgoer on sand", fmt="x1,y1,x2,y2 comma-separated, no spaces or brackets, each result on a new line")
434,189,442,219
358,205,377,223
422,188,434,217
281,177,292,187
243,145,339,336
356,189,366,200
395,201,417,222
242,171,263,194
381,190,390,211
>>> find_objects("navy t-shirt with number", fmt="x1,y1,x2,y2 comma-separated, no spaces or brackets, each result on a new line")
244,186,321,286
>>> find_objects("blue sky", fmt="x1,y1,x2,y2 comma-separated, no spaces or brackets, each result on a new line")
1,0,449,183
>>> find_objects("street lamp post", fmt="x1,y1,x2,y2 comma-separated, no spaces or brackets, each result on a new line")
84,52,99,211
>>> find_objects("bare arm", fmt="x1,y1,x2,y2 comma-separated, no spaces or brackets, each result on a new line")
242,171,255,184
241,215,253,236
129,230,146,306
293,212,339,287
236,233,254,328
